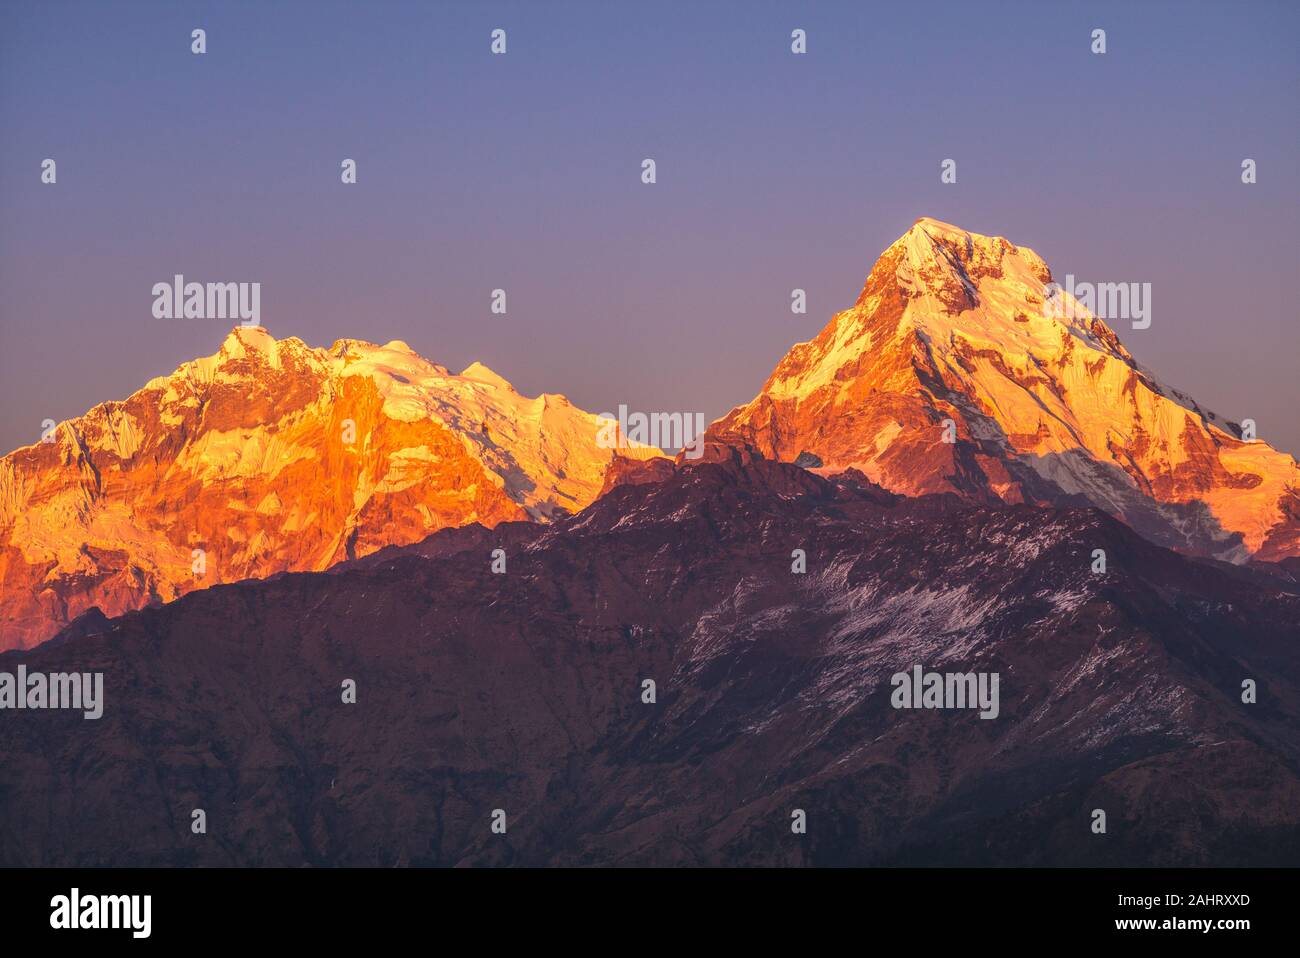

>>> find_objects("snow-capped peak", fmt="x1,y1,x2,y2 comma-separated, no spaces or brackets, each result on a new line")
711,218,1300,562
1,328,664,648
460,361,515,390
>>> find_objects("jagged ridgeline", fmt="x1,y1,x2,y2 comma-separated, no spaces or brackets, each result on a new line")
0,328,661,649
710,218,1300,562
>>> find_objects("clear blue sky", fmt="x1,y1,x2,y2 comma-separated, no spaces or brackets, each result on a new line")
2,0,1297,452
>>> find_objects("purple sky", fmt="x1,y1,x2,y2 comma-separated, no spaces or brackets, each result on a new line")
2,0,1297,454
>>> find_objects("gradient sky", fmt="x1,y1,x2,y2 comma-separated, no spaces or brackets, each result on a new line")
2,0,1297,456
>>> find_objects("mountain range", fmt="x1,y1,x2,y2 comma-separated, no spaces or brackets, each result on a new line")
0,328,658,649
3,447,1297,865
2,217,1298,866
5,218,1296,650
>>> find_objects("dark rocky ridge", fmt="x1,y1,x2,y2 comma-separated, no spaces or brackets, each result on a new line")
2,450,1298,866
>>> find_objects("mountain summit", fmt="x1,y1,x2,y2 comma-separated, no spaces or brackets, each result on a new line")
0,328,660,648
710,218,1300,562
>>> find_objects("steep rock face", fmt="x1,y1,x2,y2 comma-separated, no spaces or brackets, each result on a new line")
709,218,1300,562
2,454,1298,866
0,327,660,649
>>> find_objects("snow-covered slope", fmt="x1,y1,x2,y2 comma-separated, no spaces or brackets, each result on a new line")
0,327,661,648
710,217,1300,562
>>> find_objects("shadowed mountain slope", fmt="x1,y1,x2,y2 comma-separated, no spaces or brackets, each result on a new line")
2,450,1297,866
